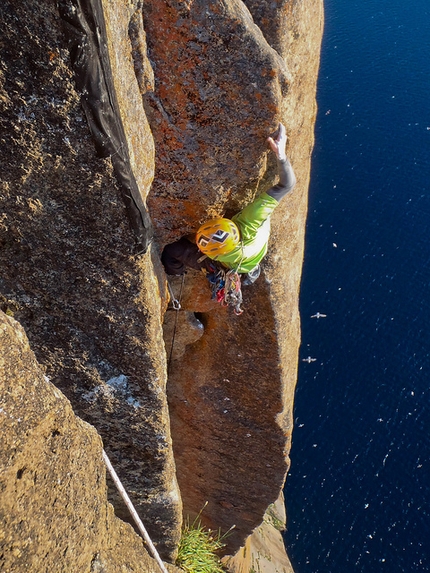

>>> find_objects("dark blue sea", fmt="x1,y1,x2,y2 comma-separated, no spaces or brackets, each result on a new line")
283,0,430,571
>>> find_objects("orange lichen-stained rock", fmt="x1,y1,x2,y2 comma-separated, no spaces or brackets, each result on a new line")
141,0,291,243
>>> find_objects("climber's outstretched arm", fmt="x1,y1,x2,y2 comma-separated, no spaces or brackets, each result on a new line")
266,123,296,202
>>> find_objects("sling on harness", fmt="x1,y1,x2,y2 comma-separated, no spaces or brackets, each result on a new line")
205,263,243,315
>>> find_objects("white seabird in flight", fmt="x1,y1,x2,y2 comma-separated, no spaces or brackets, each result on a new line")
311,312,327,319
302,356,317,363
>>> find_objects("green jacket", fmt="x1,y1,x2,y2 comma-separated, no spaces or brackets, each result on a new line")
212,192,279,273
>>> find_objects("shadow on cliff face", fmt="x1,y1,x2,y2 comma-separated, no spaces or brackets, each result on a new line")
58,0,153,254
0,0,181,561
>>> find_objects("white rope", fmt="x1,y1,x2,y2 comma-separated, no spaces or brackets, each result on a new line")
102,450,170,573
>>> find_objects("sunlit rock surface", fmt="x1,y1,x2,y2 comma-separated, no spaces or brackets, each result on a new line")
0,312,172,572
0,0,323,567
223,494,294,573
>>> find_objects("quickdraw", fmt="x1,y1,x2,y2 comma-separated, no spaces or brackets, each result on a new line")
166,274,185,373
167,279,182,310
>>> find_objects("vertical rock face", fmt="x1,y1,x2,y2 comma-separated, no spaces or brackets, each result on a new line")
0,311,163,572
147,0,323,556
0,0,323,567
0,0,181,560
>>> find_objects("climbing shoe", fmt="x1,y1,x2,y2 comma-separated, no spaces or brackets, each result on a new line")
241,265,261,286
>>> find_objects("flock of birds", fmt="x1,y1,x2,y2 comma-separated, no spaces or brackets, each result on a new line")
302,312,327,363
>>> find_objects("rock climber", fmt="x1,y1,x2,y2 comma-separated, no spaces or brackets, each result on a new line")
161,123,296,285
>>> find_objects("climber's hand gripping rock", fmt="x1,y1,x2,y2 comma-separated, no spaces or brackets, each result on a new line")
267,123,287,161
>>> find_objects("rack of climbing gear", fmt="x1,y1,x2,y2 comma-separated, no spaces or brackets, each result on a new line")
223,270,243,315
205,263,243,315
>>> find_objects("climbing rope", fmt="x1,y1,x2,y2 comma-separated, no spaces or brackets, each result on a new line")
102,450,169,573
167,274,185,373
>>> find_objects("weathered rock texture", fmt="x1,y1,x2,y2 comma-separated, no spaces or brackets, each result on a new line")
223,493,294,573
0,0,323,567
0,311,171,572
158,0,324,556
142,0,290,243
0,0,181,560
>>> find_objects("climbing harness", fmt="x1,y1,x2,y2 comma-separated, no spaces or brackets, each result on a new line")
166,274,185,372
103,450,169,573
205,239,245,315
204,237,245,315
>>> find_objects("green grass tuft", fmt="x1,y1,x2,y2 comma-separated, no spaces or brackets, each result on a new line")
176,512,228,573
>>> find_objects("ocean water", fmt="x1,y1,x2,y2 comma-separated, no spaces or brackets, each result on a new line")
283,0,430,572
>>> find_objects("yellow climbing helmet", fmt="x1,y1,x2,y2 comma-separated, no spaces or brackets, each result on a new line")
196,218,240,256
